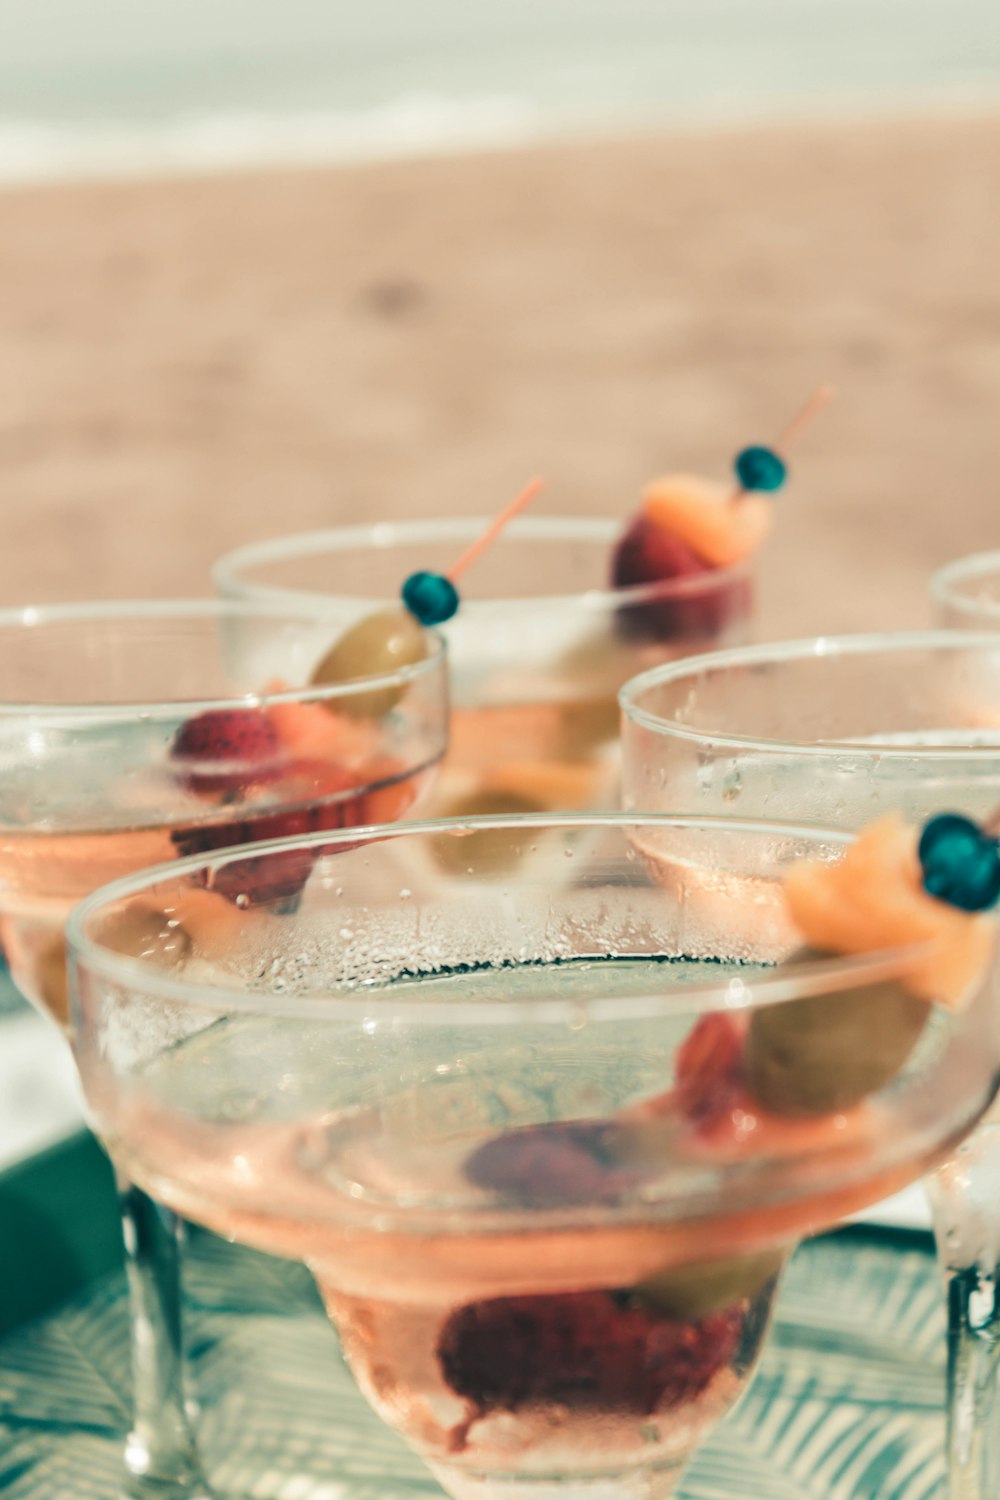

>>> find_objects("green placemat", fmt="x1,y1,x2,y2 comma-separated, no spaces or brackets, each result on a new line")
0,962,26,1019
0,1227,944,1499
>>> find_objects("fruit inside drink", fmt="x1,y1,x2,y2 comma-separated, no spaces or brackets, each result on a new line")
0,752,428,1026
0,612,446,1030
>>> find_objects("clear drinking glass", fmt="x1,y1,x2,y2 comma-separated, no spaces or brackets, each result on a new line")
620,630,1000,1500
68,812,1000,1500
214,519,753,814
931,553,1000,631
0,599,448,1499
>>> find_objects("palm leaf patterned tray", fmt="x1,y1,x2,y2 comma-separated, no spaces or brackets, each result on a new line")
0,1221,945,1500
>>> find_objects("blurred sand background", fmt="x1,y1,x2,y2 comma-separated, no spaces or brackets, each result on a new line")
1,109,999,638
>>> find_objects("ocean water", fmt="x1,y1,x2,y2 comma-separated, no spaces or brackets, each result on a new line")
1,0,1000,182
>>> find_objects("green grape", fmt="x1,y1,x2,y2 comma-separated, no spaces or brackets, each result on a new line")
745,947,929,1117
555,693,621,759
431,788,546,876
103,903,193,967
636,1247,786,1319
310,608,429,719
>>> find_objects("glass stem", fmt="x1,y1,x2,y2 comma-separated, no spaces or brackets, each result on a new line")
927,1124,1000,1500
117,1172,213,1499
943,1264,1000,1498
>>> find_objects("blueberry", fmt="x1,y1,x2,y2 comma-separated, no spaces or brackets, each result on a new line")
401,570,460,626
734,445,786,493
919,813,1000,913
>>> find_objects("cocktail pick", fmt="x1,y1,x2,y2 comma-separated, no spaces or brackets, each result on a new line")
307,477,546,711
401,477,545,626
729,384,834,501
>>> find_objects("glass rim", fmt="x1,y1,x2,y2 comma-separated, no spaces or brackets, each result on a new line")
930,551,1000,622
66,811,948,1027
212,516,752,614
619,628,1000,759
0,596,446,720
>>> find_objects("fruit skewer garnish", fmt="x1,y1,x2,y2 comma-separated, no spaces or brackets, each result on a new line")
745,810,1000,1116
466,809,1000,1205
612,385,833,640
309,476,546,715
434,810,1000,1419
161,481,546,907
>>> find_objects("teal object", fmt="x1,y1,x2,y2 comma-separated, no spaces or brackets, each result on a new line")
401,570,460,626
0,1131,120,1336
734,445,786,493
918,812,1000,912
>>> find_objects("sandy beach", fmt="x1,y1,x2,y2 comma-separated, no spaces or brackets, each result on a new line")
1,110,999,637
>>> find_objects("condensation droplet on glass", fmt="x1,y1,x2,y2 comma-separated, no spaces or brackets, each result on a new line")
235,893,250,909
721,764,742,802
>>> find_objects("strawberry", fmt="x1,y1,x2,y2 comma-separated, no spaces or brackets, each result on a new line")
438,1288,743,1418
612,514,752,643
170,762,370,906
170,708,284,797
675,1012,747,1126
464,1119,647,1207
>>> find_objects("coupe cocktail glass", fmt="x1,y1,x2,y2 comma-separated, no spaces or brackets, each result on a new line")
932,553,1000,631
214,519,752,815
68,812,1000,1500
620,631,1000,1499
0,598,447,1498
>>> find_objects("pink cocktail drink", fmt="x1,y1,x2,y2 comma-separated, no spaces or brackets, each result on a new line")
70,813,1000,1500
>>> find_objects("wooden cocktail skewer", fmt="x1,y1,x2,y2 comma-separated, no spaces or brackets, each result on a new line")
402,477,546,625
446,477,545,584
727,383,834,504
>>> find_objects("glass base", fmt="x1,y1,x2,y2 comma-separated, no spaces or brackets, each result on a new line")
426,1458,685,1500
123,1428,216,1499
122,1471,217,1500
